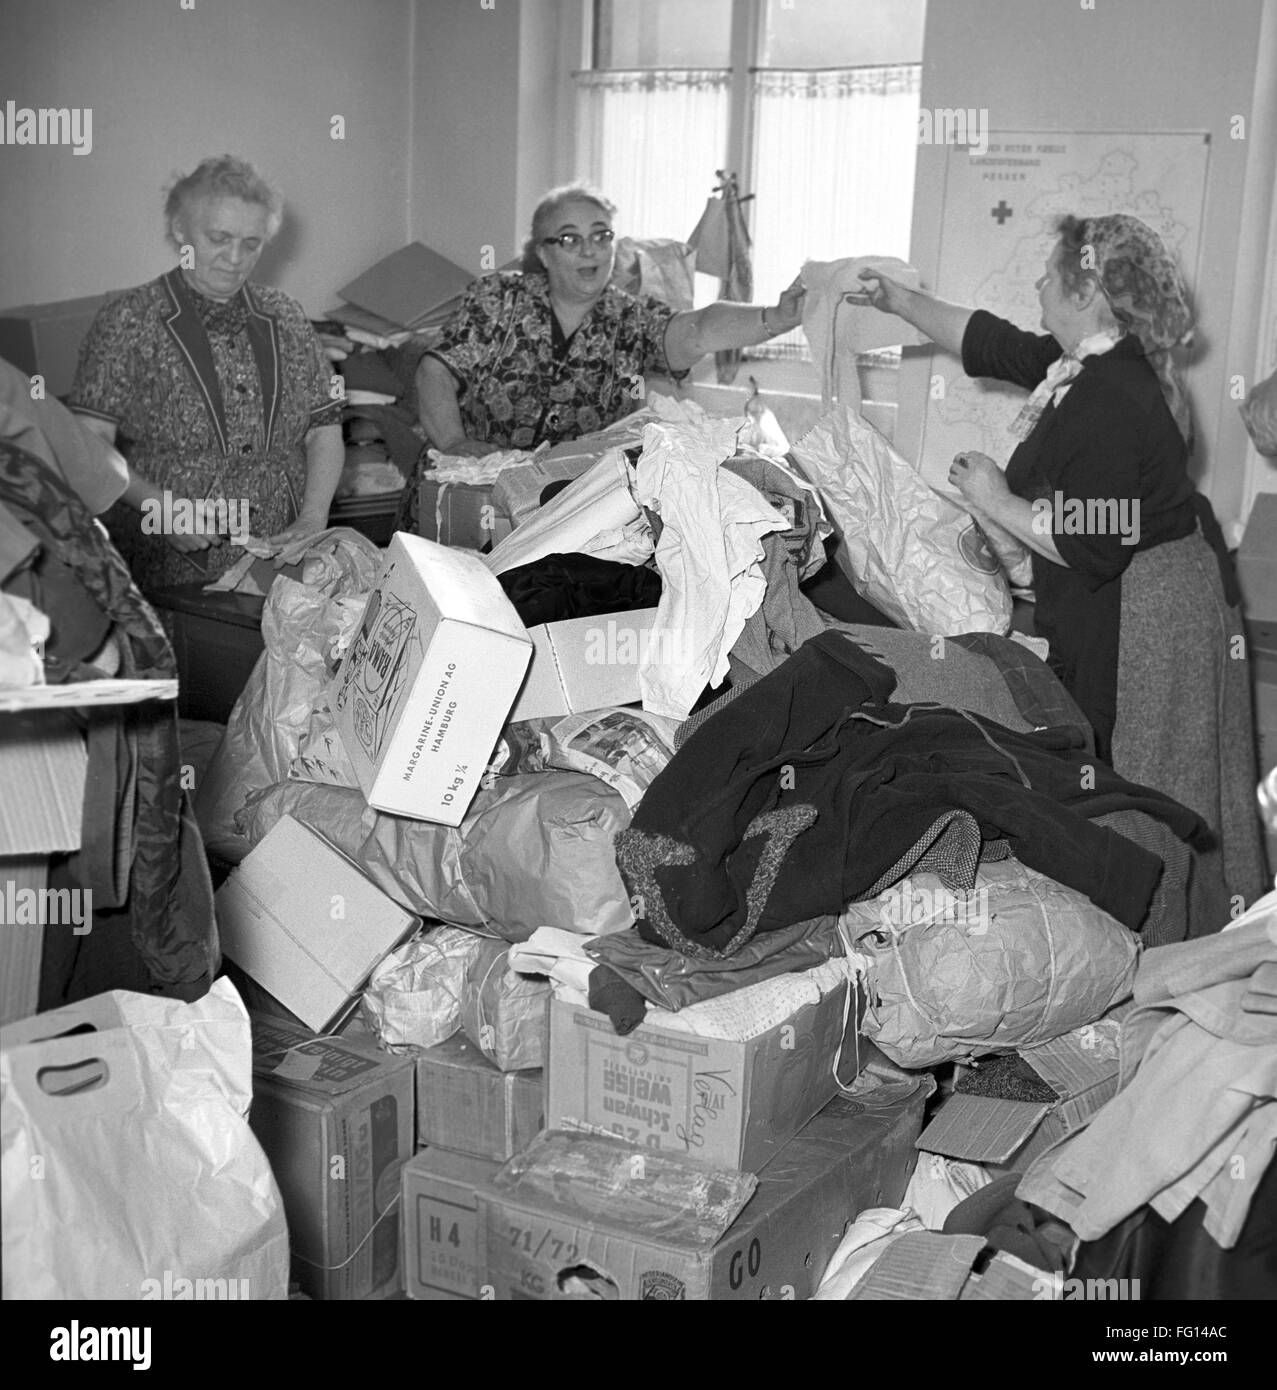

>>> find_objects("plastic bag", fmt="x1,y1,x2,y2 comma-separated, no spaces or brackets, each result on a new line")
842,860,1139,1069
460,939,550,1071
359,925,487,1051
238,769,635,941
791,405,1012,635
195,528,383,860
0,979,289,1300
611,237,697,313
0,592,48,688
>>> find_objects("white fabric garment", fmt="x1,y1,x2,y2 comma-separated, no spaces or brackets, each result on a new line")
801,256,926,410
902,1153,995,1231
643,957,852,1041
1016,892,1277,1248
635,416,789,717
810,1207,925,1301
508,926,598,1000
575,514,655,567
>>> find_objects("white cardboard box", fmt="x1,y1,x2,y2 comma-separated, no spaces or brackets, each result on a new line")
544,980,864,1173
329,533,532,824
507,609,660,722
215,815,418,1032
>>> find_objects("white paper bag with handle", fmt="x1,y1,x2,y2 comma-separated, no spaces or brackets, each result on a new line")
792,404,1012,635
0,978,289,1300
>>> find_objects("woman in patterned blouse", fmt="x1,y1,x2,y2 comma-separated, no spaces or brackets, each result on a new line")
414,182,807,458
70,155,344,593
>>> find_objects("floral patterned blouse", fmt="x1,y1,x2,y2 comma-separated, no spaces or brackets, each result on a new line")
426,270,684,450
70,268,341,592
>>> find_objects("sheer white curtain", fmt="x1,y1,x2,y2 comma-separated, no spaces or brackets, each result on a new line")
751,66,921,349
574,70,730,242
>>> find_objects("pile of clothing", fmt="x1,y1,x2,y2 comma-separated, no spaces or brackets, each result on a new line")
199,390,1271,1299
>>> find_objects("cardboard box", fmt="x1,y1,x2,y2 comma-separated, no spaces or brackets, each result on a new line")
417,476,513,551
544,979,864,1173
507,609,660,723
248,1013,415,1300
0,710,88,1025
490,451,601,530
329,533,532,824
846,1233,1052,1301
1238,493,1277,622
0,293,107,398
415,1033,544,1161
915,1014,1127,1169
402,1148,500,1300
476,1080,927,1300
215,814,418,1033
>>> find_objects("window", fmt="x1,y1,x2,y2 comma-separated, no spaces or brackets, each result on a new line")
576,0,924,355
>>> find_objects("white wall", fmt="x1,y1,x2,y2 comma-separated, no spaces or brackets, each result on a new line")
0,0,413,315
407,0,580,276
902,0,1272,534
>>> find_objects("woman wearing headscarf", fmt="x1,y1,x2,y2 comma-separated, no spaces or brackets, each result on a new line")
861,213,1266,926
70,155,344,594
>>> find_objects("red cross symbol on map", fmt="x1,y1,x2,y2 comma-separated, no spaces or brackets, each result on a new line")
992,201,1013,225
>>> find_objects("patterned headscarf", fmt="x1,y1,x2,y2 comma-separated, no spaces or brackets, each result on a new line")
1076,214,1195,444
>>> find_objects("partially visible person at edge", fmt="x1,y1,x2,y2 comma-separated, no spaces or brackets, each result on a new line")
397,181,806,525
70,155,343,594
860,212,1267,924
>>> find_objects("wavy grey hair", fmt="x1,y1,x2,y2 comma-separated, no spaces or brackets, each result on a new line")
164,155,284,247
519,182,617,275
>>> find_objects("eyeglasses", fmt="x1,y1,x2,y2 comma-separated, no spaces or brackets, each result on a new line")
540,229,616,252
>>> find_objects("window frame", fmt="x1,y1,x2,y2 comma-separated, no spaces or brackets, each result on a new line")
575,0,918,407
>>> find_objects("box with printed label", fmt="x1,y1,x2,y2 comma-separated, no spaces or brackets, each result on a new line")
248,1013,415,1300
476,1081,927,1300
402,1148,500,1300
417,477,513,551
329,533,532,825
415,1032,544,1161
507,607,662,725
215,814,418,1033
544,979,864,1173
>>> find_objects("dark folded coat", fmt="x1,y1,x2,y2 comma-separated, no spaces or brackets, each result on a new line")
615,631,1209,959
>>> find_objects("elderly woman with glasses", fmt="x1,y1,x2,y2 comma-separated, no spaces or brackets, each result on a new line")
70,155,344,593
860,212,1267,926
411,182,805,462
